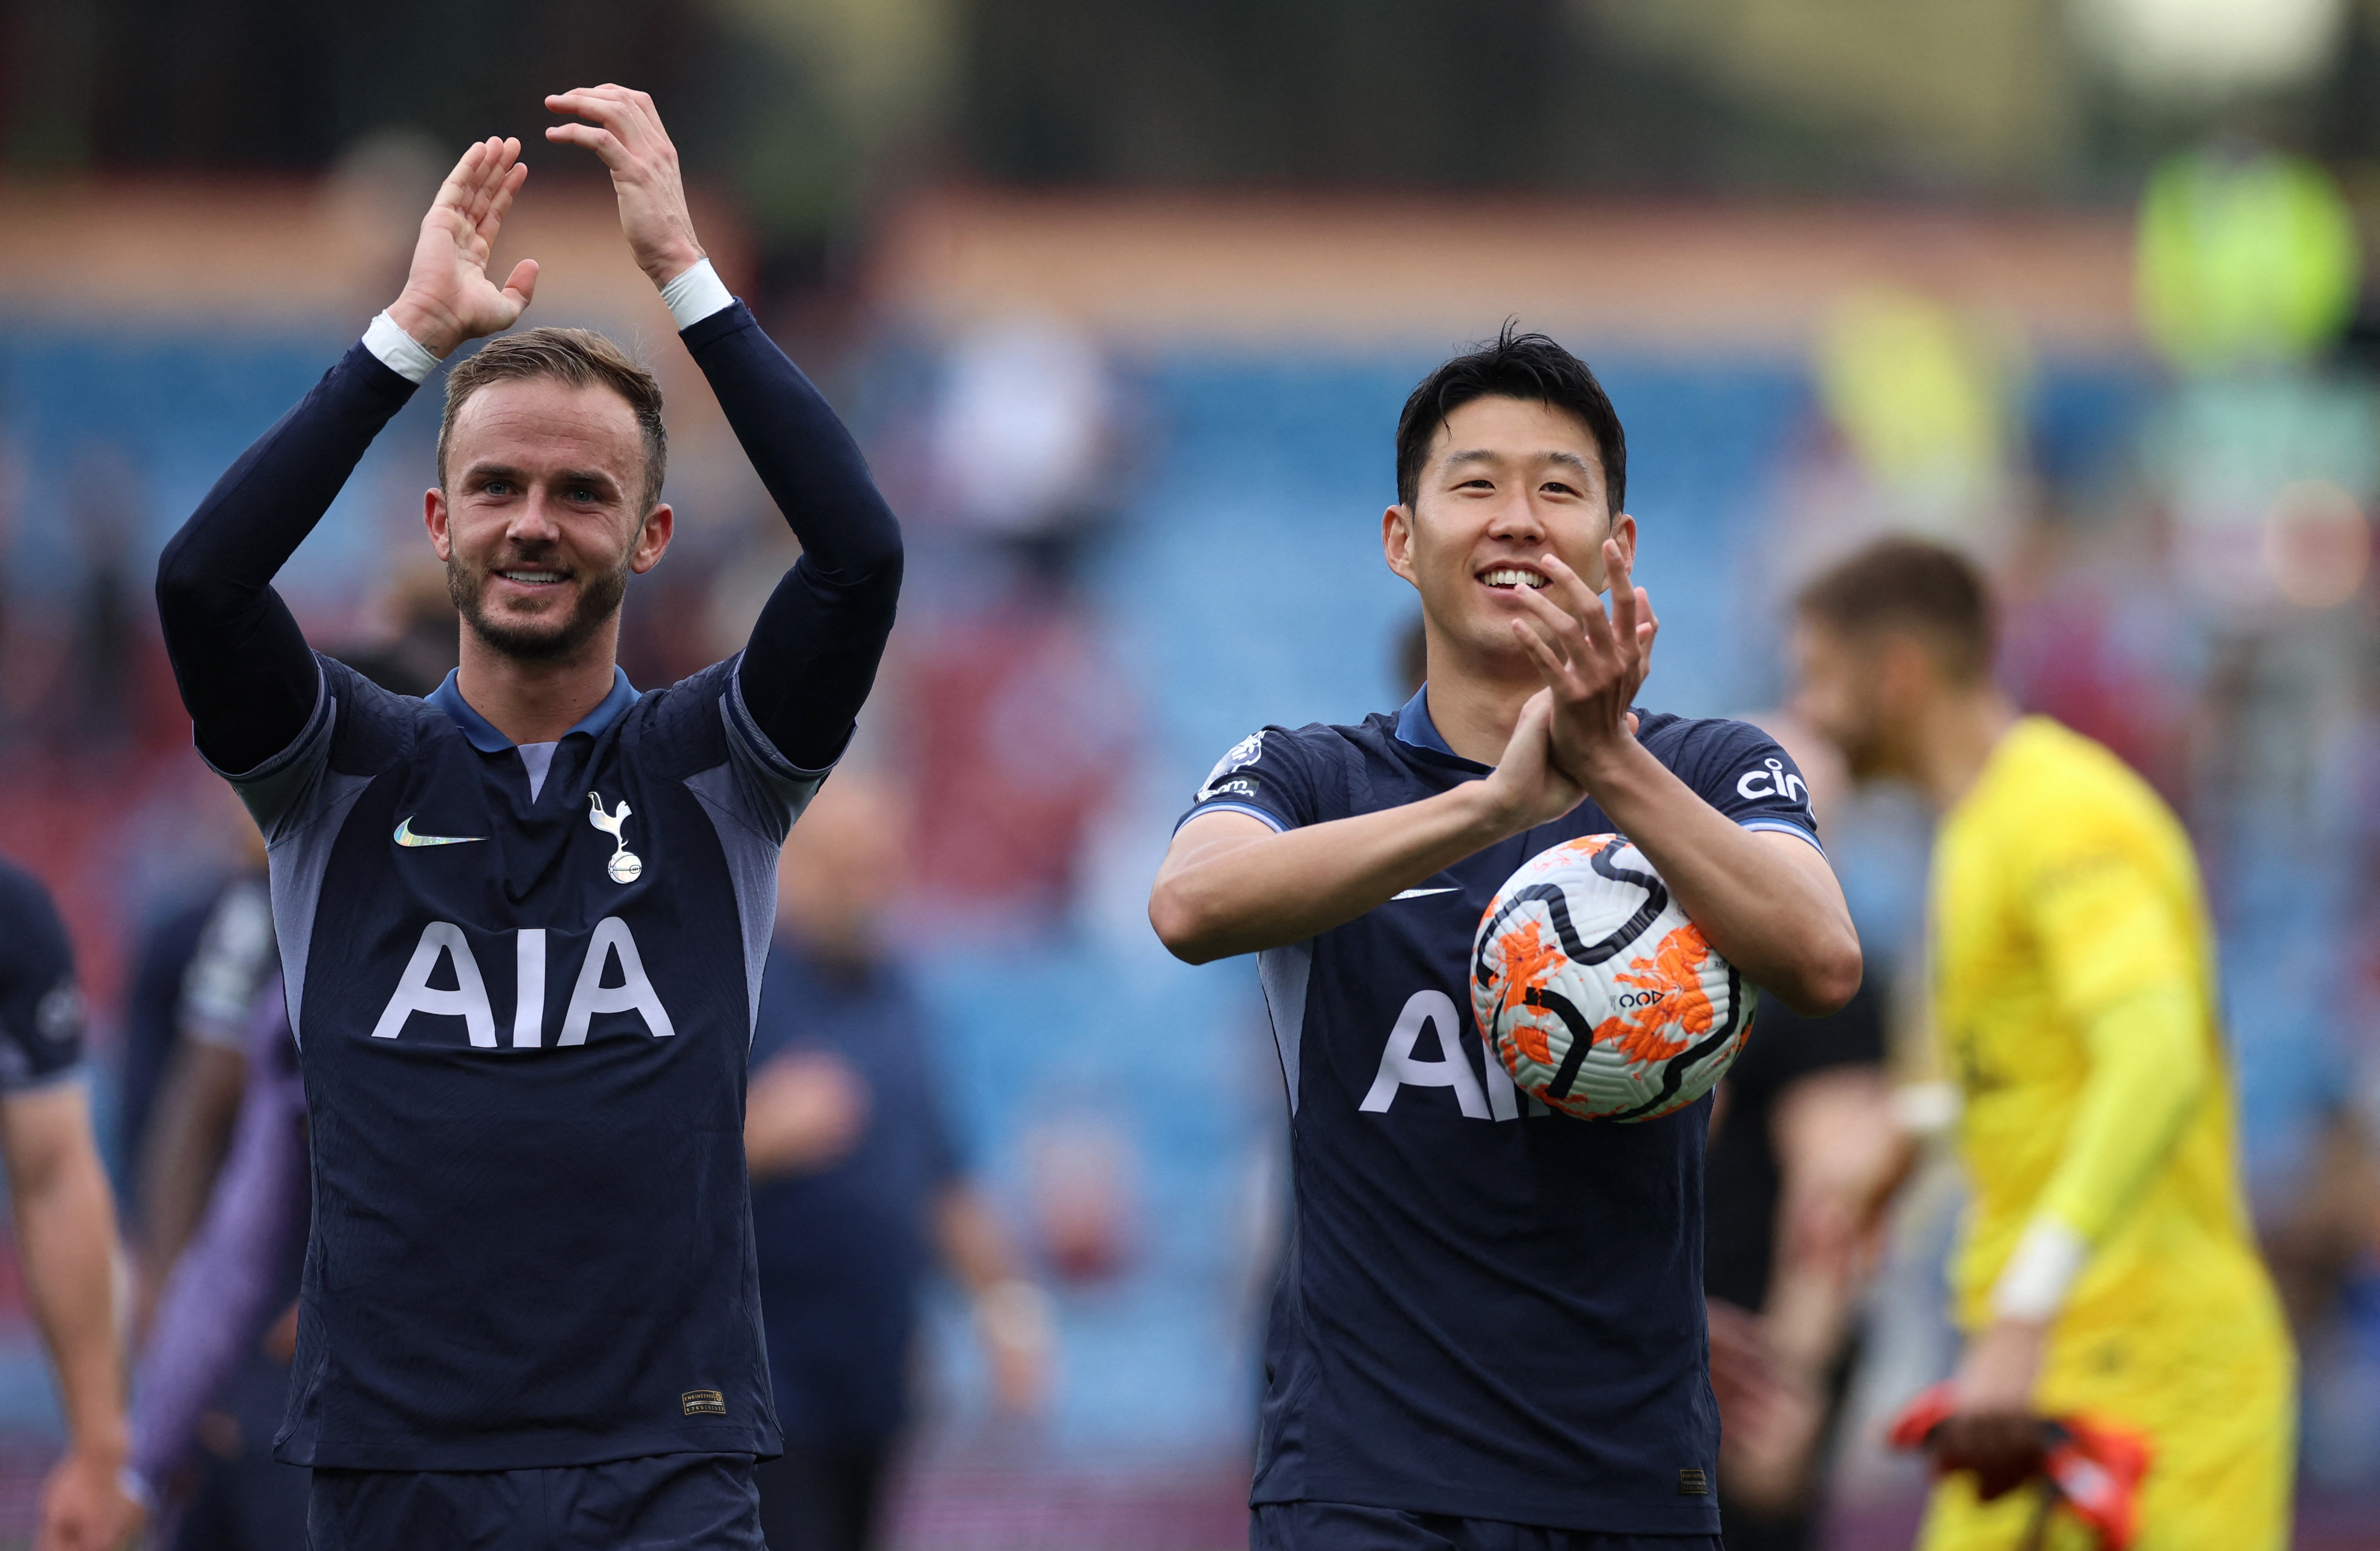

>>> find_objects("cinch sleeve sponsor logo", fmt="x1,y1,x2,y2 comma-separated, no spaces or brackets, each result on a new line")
1735,757,1808,805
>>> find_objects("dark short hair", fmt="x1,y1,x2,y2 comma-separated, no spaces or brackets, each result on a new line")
438,328,668,515
1796,537,1995,683
1394,323,1627,513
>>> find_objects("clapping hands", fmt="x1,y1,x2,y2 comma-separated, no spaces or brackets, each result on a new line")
1508,538,1658,787
386,137,538,361
383,86,707,361
545,85,707,290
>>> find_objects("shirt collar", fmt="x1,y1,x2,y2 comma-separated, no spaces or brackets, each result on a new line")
1394,685,1459,757
427,666,639,754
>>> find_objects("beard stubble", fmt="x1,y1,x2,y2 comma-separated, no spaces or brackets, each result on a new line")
446,545,633,664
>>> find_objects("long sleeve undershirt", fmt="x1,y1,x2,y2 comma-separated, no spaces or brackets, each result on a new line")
155,302,902,775
2030,980,2207,1246
1992,853,2212,1319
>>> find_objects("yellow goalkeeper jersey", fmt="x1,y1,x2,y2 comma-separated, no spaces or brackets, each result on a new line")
1924,715,2294,1550
1930,715,2283,1364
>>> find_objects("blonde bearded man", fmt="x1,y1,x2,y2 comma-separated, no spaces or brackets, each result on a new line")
1789,537,2292,1551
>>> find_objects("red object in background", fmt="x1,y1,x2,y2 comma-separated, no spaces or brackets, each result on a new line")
1023,1113,1139,1285
1997,588,2190,809
1883,1381,1957,1452
1887,1382,2153,1551
908,602,1135,917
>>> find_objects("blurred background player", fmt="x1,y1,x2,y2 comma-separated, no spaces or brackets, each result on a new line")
1701,717,1898,1551
747,771,1049,1551
126,838,274,1342
125,979,307,1551
115,812,269,1282
1790,537,2294,1551
0,855,142,1550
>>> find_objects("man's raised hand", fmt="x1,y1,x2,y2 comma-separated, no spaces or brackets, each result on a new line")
545,86,706,289
1479,690,1587,834
1509,539,1658,788
386,138,538,361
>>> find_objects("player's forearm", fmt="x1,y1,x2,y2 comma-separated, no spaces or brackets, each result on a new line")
156,343,417,772
685,304,905,768
129,1088,305,1496
11,1134,128,1462
683,304,901,583
1152,784,1518,963
735,560,901,771
1580,741,1860,1014
2029,981,2207,1251
133,1042,245,1314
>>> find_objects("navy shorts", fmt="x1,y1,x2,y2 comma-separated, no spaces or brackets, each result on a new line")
1251,1500,1724,1551
306,1451,762,1551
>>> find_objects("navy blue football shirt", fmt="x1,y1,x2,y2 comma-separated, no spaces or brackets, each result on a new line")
155,298,903,1472
243,653,808,1469
1180,688,1820,1534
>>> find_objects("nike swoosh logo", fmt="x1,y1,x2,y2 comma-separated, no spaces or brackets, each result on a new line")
1391,887,1458,900
393,817,485,848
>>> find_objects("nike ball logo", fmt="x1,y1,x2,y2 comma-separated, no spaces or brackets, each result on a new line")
393,817,485,848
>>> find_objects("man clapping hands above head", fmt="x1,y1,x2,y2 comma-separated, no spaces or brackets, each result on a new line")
155,86,900,1551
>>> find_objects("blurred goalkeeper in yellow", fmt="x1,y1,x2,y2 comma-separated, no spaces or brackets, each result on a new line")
1789,538,2293,1551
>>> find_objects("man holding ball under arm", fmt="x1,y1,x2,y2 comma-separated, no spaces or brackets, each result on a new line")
1149,326,1860,1551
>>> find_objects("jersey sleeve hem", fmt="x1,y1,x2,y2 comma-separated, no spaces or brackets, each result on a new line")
710,660,834,848
1739,817,1824,854
202,659,329,785
0,1063,86,1099
1176,799,1292,834
722,658,840,781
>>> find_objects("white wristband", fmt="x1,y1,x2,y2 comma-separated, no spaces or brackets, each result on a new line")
1891,1080,1962,1136
660,258,734,329
1990,1217,2089,1323
362,311,441,384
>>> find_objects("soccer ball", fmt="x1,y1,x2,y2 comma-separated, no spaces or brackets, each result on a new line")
1470,834,1757,1122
